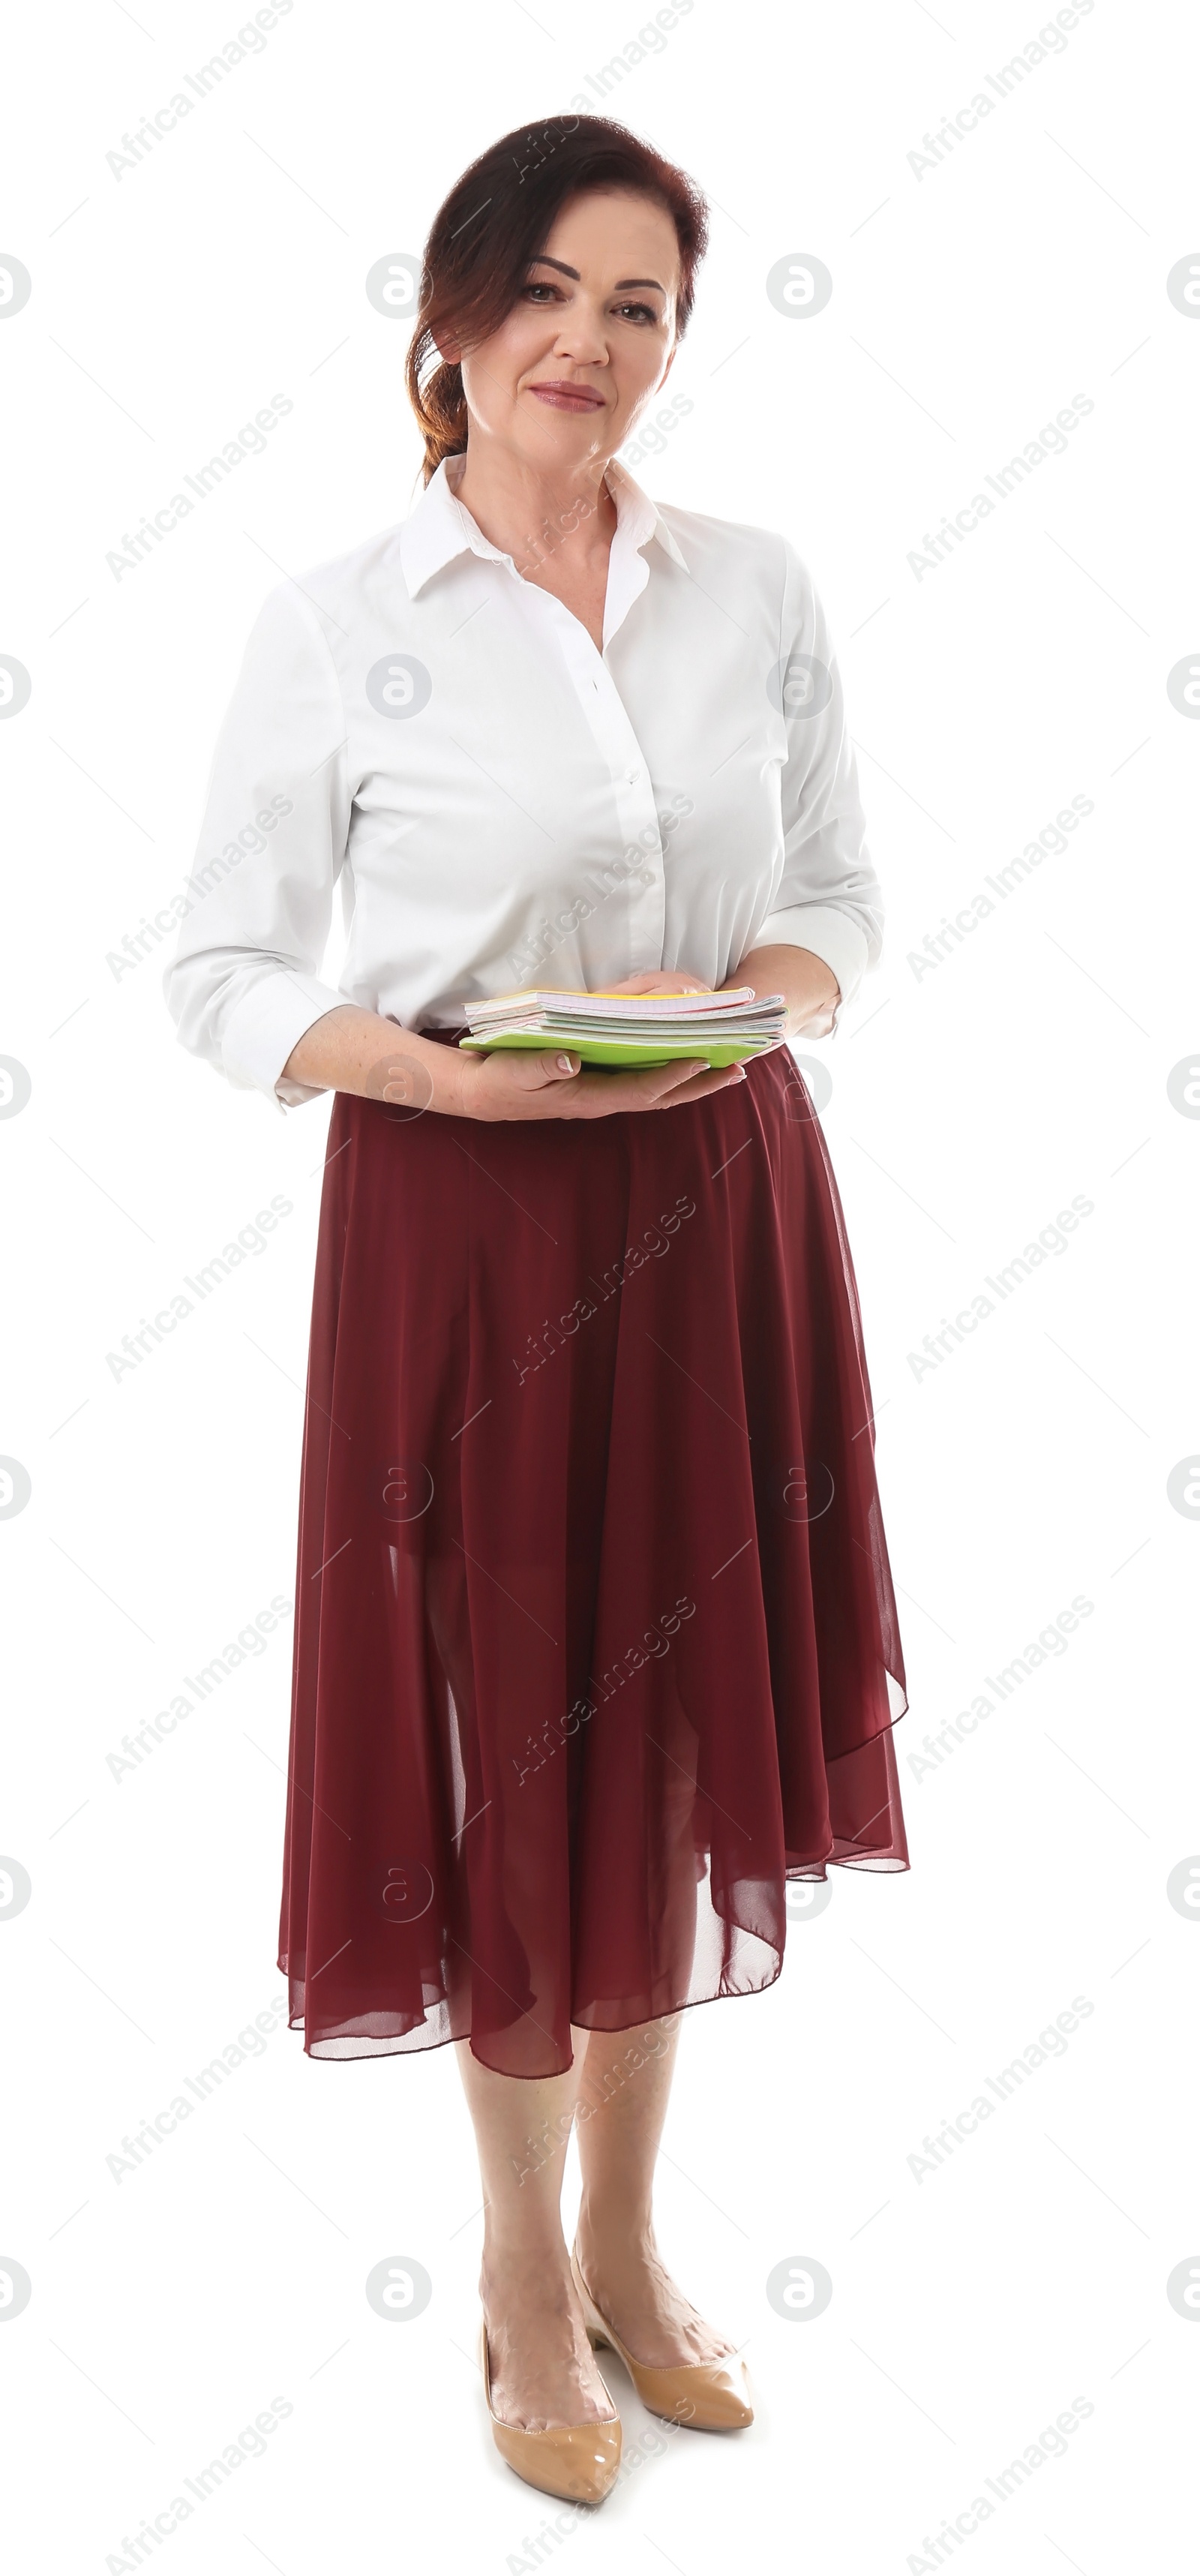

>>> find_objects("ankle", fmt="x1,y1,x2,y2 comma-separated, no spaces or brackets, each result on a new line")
480,2235,570,2291
575,2196,655,2260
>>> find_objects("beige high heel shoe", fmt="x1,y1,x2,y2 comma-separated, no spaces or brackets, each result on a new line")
570,2243,754,2431
480,2313,622,2504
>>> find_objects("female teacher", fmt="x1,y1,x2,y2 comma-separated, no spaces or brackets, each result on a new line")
165,113,909,2508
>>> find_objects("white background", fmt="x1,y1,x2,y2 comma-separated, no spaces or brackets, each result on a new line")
2,1,1197,2567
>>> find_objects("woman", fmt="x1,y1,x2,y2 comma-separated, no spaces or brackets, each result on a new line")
164,113,909,2507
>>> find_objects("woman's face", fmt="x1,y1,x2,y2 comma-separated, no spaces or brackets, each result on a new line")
454,188,681,473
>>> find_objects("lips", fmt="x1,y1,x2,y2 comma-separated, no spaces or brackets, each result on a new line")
529,383,606,412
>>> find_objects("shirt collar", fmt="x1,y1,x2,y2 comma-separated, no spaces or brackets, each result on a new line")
398,449,688,599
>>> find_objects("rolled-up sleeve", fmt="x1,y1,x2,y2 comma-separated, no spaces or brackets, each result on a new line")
162,581,351,1108
754,539,884,1026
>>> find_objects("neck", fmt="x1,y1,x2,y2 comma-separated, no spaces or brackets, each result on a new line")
449,441,619,577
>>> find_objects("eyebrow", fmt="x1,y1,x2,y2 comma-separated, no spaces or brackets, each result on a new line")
526,254,667,293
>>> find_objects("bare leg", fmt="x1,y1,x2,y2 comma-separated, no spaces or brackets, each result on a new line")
573,2013,736,2367
455,2028,614,2433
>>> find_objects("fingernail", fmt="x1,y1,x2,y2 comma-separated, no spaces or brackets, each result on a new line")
556,1052,578,1072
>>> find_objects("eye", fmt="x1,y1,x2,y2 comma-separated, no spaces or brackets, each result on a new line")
520,279,662,324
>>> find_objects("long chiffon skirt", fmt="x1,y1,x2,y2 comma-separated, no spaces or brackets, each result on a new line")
278,1032,909,2073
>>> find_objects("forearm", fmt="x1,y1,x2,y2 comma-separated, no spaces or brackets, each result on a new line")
281,1005,469,1114
723,943,840,1039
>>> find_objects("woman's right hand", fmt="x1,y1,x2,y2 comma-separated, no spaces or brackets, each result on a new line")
453,1046,746,1121
280,1003,747,1121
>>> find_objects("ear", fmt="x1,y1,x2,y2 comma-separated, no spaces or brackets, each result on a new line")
434,335,462,368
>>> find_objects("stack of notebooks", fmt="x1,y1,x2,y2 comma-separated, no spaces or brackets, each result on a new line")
458,986,789,1069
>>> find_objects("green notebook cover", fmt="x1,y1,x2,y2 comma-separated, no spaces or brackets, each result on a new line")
458,1030,772,1067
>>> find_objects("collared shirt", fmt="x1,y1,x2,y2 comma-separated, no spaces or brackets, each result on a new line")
163,452,884,1108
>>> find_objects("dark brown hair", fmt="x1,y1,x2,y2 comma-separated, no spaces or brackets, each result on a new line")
405,114,709,485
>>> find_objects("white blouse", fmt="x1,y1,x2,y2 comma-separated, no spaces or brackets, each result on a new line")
163,452,884,1109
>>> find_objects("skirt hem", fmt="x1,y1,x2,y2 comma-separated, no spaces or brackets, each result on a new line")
277,1680,911,2064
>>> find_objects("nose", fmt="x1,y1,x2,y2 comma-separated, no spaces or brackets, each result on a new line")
550,296,610,369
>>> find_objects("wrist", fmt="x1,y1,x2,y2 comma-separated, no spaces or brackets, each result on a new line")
355,1017,460,1117
728,944,840,1036
441,1044,476,1118
787,999,837,1040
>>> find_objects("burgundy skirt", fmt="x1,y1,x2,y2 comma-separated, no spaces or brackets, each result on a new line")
278,1032,909,2073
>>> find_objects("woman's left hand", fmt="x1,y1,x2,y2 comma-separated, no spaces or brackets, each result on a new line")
600,970,710,997
721,945,840,1039
603,956,840,1038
